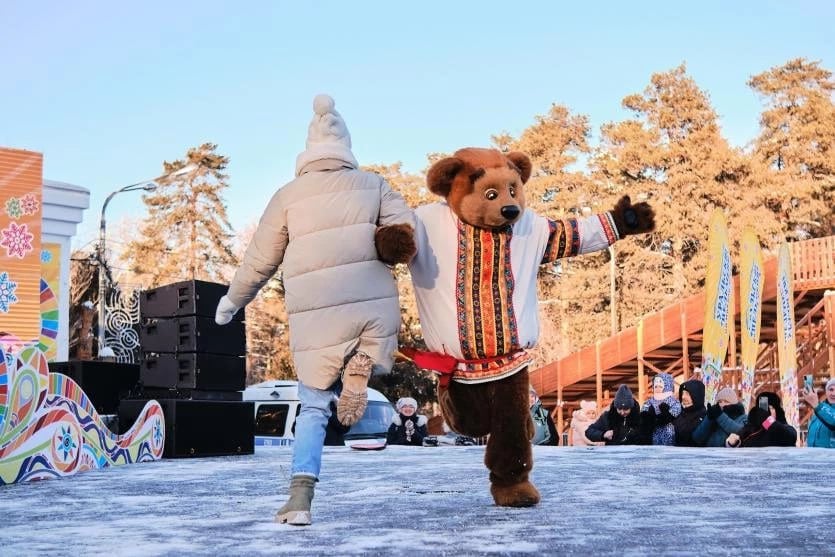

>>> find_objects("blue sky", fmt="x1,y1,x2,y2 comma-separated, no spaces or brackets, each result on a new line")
2,1,833,246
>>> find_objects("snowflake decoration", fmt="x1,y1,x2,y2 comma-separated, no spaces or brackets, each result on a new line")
0,222,34,259
20,193,39,216
41,249,52,263
0,271,19,313
153,418,163,447
4,197,22,219
55,426,77,461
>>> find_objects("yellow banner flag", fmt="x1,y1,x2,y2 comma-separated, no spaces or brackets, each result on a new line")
739,229,763,411
701,210,732,404
0,148,43,346
776,243,799,433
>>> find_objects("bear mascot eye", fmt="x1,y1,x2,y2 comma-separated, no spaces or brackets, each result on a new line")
509,185,516,197
485,189,498,200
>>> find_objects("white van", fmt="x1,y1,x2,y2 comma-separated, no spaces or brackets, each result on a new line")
243,380,395,447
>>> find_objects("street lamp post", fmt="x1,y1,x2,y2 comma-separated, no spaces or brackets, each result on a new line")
97,165,195,356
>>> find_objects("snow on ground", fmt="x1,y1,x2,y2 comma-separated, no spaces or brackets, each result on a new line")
1,445,833,556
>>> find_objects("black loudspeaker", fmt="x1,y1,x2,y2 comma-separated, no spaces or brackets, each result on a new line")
118,399,254,458
140,280,244,321
140,316,246,355
139,387,242,402
140,352,245,391
48,361,140,415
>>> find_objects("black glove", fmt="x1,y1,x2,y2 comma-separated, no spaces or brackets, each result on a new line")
656,402,674,425
640,409,655,428
706,403,723,420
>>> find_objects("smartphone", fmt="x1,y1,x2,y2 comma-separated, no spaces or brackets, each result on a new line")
804,374,814,392
758,396,769,412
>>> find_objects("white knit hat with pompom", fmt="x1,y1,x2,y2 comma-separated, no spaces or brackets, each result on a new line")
295,94,358,176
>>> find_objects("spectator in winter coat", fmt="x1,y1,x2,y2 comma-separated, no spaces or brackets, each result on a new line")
530,387,559,446
674,379,707,447
570,400,604,447
728,391,797,448
692,387,747,447
803,378,835,448
640,373,683,445
386,397,428,446
585,385,645,445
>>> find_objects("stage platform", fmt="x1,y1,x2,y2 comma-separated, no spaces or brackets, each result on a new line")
1,445,832,555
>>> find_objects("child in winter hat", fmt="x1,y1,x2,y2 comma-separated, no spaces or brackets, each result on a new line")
396,397,418,412
295,94,358,176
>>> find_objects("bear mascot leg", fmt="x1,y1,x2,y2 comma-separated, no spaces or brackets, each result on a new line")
439,369,540,507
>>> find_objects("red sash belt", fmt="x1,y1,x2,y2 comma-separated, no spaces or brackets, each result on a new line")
398,347,527,387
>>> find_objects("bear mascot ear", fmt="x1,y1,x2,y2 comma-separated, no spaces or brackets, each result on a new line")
505,151,532,183
426,157,465,197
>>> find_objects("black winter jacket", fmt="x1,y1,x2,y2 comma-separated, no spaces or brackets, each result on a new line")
585,400,645,445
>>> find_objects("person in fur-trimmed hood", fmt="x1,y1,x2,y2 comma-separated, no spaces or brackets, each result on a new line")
640,372,682,445
692,387,747,447
673,379,706,447
386,397,429,446
215,94,416,526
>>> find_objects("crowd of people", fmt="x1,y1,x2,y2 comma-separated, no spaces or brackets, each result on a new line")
388,375,835,450
572,376,835,448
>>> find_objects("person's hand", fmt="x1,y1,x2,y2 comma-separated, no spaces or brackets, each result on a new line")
706,403,722,420
802,387,819,408
659,402,672,417
726,433,741,447
215,295,239,325
603,430,614,441
640,409,655,427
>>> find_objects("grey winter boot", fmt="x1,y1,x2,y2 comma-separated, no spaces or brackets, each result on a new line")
336,351,374,426
275,475,316,526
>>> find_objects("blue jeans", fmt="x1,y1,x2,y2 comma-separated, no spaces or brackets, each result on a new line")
292,381,337,479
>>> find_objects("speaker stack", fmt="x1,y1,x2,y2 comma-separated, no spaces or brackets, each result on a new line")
118,280,254,458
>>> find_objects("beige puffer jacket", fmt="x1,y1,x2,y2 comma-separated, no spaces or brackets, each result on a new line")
227,159,414,389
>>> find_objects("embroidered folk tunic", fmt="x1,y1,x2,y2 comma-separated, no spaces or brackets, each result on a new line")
409,202,619,384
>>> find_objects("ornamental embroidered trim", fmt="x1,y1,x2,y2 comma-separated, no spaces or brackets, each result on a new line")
455,221,520,375
598,212,620,244
542,218,580,263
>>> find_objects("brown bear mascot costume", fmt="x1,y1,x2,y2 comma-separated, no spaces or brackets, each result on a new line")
404,147,654,507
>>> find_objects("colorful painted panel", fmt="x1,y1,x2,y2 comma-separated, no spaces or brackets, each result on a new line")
39,243,61,360
0,346,164,485
739,229,763,411
700,210,732,404
775,244,799,437
0,147,43,344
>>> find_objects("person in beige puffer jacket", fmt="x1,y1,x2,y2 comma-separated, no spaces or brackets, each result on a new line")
215,94,415,526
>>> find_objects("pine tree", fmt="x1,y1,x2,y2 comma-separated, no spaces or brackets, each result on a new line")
123,143,237,286
594,64,755,300
748,58,835,236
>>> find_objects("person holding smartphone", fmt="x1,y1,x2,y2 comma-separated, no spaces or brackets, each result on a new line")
726,391,797,447
803,377,835,448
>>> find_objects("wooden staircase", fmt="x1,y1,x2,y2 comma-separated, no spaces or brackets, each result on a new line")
530,236,835,438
